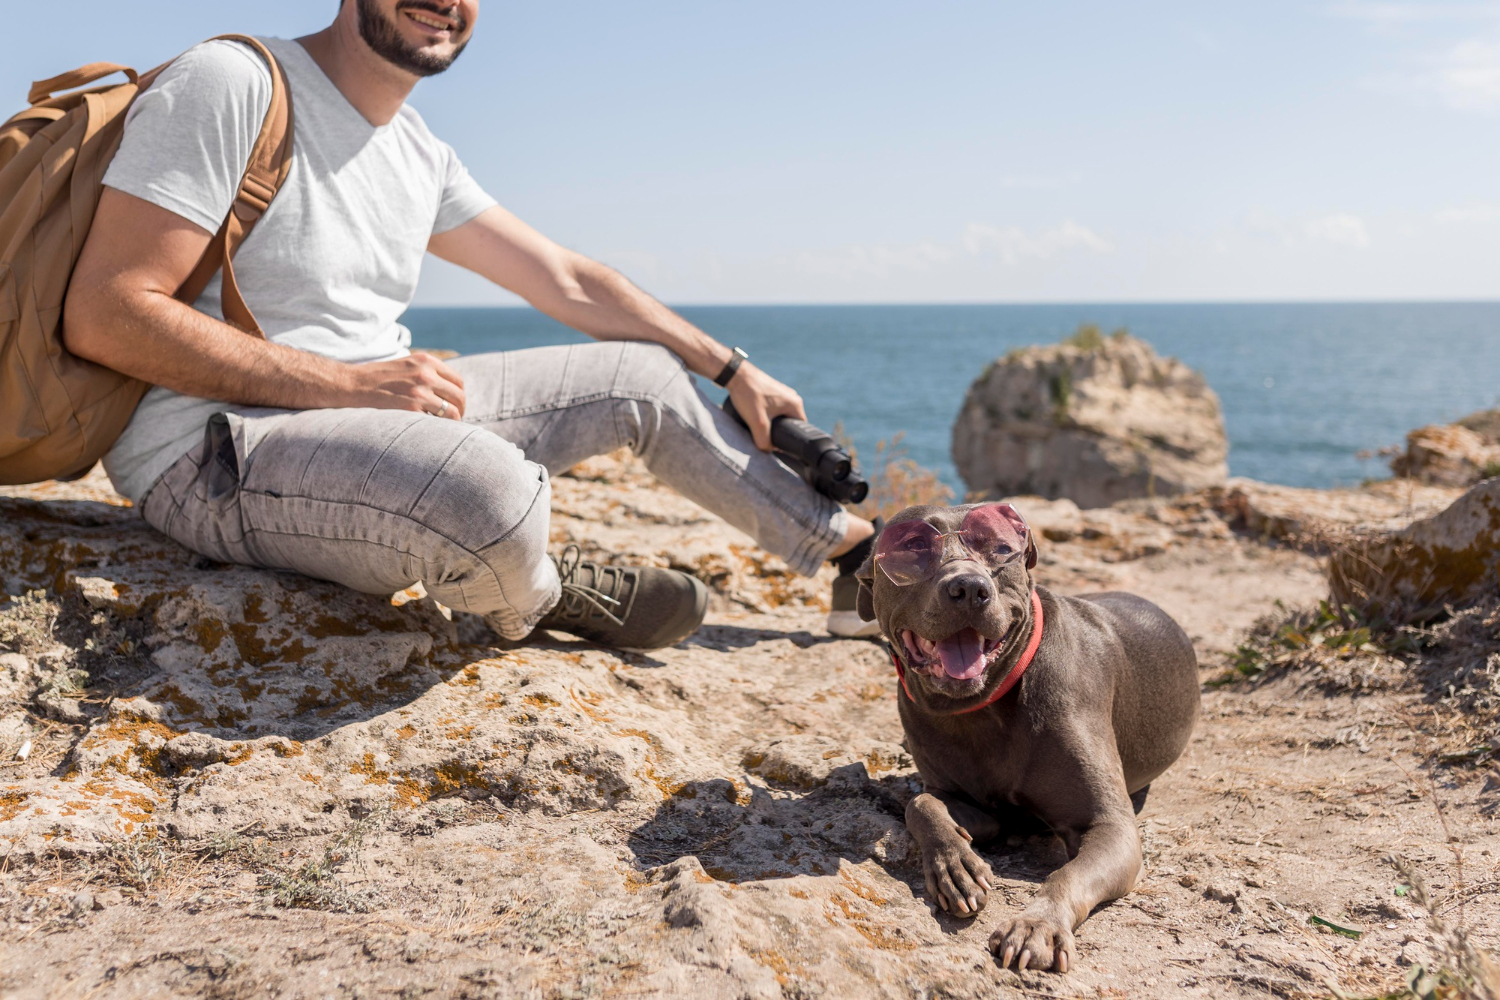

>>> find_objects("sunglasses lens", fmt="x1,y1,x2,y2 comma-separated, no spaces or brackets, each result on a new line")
874,519,943,586
959,504,1029,568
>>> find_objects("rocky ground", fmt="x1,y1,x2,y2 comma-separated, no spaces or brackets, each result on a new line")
0,456,1496,1000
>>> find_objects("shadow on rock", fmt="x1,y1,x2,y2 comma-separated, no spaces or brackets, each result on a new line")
628,765,919,884
686,623,845,652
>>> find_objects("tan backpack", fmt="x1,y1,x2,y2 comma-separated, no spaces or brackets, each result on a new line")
0,34,292,486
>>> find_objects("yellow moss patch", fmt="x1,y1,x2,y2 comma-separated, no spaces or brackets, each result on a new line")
744,946,803,988
569,687,611,723
621,869,653,894
350,753,390,785
450,664,483,687
825,892,915,952
861,749,903,777
195,618,229,654
616,728,688,799
0,790,28,823
840,869,890,905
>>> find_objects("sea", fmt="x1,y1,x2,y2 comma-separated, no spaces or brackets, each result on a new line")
402,303,1500,493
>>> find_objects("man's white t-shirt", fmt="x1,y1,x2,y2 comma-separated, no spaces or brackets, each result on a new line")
100,37,496,502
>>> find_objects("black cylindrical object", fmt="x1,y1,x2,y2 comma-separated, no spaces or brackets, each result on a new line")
723,399,869,505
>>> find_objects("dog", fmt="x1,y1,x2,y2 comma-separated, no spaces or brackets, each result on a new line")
855,502,1200,974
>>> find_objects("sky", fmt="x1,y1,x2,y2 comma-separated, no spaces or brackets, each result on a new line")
10,1,1500,305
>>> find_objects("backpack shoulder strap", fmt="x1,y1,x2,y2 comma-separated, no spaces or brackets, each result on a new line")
173,34,294,336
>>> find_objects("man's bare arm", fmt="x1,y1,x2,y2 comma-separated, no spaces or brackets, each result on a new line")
64,187,467,418
428,205,803,450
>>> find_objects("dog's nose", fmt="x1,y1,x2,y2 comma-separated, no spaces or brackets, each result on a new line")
945,573,992,607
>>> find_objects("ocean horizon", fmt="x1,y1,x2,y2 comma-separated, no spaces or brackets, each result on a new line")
402,301,1500,493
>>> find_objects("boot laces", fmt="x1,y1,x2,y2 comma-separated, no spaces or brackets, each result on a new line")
551,545,626,627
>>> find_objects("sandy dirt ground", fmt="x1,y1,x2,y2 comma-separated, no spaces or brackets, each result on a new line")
0,459,1495,999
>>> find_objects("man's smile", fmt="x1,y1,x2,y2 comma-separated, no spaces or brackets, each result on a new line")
401,8,459,36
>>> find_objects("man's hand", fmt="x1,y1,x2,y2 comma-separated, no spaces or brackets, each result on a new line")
341,352,466,419
726,363,805,452
64,188,471,418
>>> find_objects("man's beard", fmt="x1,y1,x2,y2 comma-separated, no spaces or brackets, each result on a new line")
357,0,469,77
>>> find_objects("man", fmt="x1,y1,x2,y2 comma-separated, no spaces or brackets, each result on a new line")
63,0,879,651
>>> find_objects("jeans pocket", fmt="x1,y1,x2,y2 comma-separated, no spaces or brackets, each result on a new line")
204,412,248,502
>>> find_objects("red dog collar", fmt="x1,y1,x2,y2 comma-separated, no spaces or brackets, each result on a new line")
888,589,1044,714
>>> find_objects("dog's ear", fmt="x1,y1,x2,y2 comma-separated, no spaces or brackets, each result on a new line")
1025,533,1038,571
855,552,877,622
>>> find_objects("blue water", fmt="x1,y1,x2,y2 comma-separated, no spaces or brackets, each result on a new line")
401,303,1500,492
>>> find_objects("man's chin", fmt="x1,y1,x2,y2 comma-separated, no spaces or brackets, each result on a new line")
357,0,470,77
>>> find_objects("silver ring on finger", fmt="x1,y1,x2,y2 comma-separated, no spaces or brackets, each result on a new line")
434,399,450,418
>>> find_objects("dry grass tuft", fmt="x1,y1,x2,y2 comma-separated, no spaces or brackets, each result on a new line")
1407,600,1500,762
257,809,386,913
0,590,61,657
1220,594,1499,763
1216,599,1416,693
834,427,955,522
1389,856,1500,1000
1328,529,1449,627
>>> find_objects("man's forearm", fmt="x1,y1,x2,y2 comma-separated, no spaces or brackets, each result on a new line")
65,284,356,407
558,259,734,377
427,206,736,376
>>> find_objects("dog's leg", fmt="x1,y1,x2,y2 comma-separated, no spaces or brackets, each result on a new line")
906,790,1000,917
989,804,1141,974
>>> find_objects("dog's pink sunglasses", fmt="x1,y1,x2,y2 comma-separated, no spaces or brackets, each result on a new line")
873,503,1031,587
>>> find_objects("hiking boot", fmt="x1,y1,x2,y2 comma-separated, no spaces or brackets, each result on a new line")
827,516,883,638
827,571,882,638
535,545,708,651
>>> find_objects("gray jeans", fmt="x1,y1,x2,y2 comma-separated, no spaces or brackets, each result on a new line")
138,342,847,638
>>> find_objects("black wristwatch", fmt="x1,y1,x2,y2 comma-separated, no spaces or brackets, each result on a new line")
714,346,749,387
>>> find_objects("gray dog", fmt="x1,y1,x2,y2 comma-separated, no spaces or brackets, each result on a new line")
855,502,1200,974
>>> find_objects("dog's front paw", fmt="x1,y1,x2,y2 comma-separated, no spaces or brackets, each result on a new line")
990,910,1075,974
922,835,993,918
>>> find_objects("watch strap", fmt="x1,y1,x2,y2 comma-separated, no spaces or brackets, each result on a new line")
714,347,749,388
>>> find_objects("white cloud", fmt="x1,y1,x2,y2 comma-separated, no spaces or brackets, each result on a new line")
1245,210,1372,248
961,221,1113,262
1330,1,1500,29
1335,1,1500,110
1435,202,1500,221
1431,36,1500,106
1303,213,1372,247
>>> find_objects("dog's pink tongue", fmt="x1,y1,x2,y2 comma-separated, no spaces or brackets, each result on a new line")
935,628,987,680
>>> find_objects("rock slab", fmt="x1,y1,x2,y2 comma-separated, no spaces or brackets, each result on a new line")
1392,408,1500,487
952,331,1228,508
1330,478,1500,622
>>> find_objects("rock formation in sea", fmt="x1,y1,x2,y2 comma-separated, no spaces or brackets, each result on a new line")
950,328,1229,508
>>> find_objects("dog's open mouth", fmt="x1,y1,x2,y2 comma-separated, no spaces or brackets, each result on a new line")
901,627,1010,681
